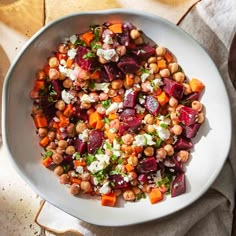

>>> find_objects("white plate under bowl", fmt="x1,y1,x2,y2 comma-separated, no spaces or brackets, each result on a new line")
2,9,232,226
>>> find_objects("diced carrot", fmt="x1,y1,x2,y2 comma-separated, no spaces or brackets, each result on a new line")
108,113,118,120
80,31,94,46
125,74,134,87
136,113,145,120
52,121,60,129
89,111,102,128
39,136,50,147
74,159,86,167
101,192,117,207
90,70,101,80
56,52,67,61
66,58,74,68
112,95,123,103
70,177,82,185
104,130,117,142
108,23,123,34
157,59,167,69
133,146,143,155
63,104,73,117
34,80,45,91
95,119,105,130
157,91,169,106
125,163,134,172
149,188,163,204
42,156,53,167
33,114,48,128
189,78,205,92
58,114,70,127
164,50,173,63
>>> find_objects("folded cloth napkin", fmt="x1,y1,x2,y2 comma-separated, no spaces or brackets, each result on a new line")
34,1,236,235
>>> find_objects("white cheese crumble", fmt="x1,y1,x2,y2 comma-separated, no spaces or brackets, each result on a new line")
80,94,96,103
94,83,110,93
78,129,89,142
61,89,77,104
69,34,78,44
135,104,145,114
154,125,170,140
152,78,163,87
159,115,171,125
76,166,84,174
67,48,77,59
106,102,119,115
133,134,156,146
146,83,154,93
103,35,113,44
99,182,111,194
141,73,150,82
87,154,110,174
97,48,117,61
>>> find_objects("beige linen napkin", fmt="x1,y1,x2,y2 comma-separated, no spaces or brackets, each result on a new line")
34,1,236,235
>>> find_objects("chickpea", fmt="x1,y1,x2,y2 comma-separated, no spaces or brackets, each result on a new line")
80,180,92,193
148,57,157,64
123,190,135,201
168,63,179,74
58,72,66,80
183,83,192,95
75,122,87,134
48,68,59,80
81,172,91,181
116,45,126,56
55,100,66,111
108,89,117,97
160,68,170,77
121,134,134,145
164,144,174,156
89,92,99,102
38,128,48,137
65,145,76,155
169,96,178,107
130,29,141,40
192,101,203,111
144,124,155,134
156,46,166,56
59,174,70,184
36,70,46,80
134,37,144,45
63,78,73,88
177,150,189,163
156,147,167,159
58,140,68,149
48,131,56,141
46,141,56,151
111,79,123,90
98,56,107,64
144,146,154,157
130,179,139,186
144,114,154,125
132,187,141,195
118,88,125,95
54,166,64,176
134,75,141,84
80,101,91,109
99,92,109,101
149,63,159,73
56,147,65,154
127,155,138,167
171,124,183,136
123,145,133,155
52,153,63,164
67,123,75,136
69,183,80,195
197,112,205,124
173,72,185,83
58,43,68,54
48,56,59,68
96,104,106,115
128,171,137,180
142,184,152,193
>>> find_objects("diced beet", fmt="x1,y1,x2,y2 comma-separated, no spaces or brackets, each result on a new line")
178,106,198,126
123,89,138,108
75,139,87,155
51,80,61,99
119,109,136,120
183,123,201,139
171,173,186,197
109,174,129,189
102,29,114,40
117,56,141,74
136,157,157,174
145,95,160,116
117,29,136,49
163,78,184,100
76,46,98,71
87,130,104,154
174,137,193,150
104,63,125,81
118,116,142,135
138,174,148,184
62,155,74,171
118,122,129,136
172,157,185,174
100,68,110,82
183,92,199,102
76,109,88,121
132,44,155,60
123,22,136,31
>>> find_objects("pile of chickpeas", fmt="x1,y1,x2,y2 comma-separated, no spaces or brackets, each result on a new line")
31,23,205,202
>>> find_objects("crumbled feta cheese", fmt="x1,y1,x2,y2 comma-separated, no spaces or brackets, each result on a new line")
67,48,77,59
123,176,129,182
133,134,155,146
113,139,120,150
139,97,145,105
59,65,72,77
76,166,84,174
80,94,96,103
78,129,89,142
60,59,66,66
87,154,110,174
106,103,119,115
141,73,150,82
71,171,79,177
61,89,77,104
94,83,110,93
103,35,113,44
152,78,163,87
154,125,170,140
97,48,117,61
135,104,145,114
159,115,171,125
146,83,154,93
99,182,111,194
69,34,77,44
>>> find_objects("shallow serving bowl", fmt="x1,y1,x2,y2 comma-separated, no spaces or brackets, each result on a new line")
2,9,232,226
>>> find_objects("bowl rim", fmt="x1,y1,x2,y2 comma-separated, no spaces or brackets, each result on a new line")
1,8,232,226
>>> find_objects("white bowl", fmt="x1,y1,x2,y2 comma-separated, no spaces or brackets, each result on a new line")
2,9,232,226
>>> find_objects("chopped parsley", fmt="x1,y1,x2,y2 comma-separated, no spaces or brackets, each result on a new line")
91,41,102,50
101,99,111,108
74,38,86,46
43,150,53,159
136,192,146,201
160,123,168,129
63,164,71,173
140,67,150,74
85,154,96,165
82,51,96,59
104,117,110,124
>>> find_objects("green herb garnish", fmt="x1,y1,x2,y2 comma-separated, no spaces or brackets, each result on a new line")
82,51,96,59
85,154,96,164
101,99,111,109
43,150,53,159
